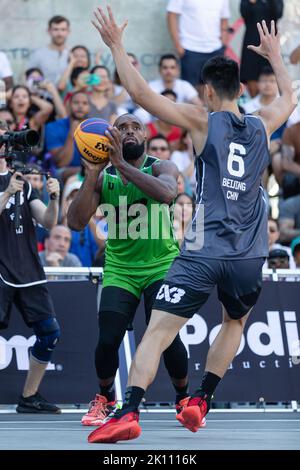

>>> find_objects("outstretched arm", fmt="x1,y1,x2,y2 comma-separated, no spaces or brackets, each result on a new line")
248,20,296,137
91,6,206,135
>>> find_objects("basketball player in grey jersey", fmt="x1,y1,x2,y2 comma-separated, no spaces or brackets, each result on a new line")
88,9,296,443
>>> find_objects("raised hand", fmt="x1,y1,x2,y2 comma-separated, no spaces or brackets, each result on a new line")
91,5,128,49
46,177,60,200
105,126,124,169
6,172,24,196
247,20,281,60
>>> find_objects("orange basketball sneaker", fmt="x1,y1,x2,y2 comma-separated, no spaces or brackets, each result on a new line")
176,396,207,428
88,409,141,443
81,394,117,426
177,395,210,433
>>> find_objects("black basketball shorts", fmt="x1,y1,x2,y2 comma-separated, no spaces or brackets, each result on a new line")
153,256,265,320
0,279,56,329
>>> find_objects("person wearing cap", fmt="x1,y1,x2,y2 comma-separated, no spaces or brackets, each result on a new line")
264,218,296,269
291,237,300,268
268,249,290,269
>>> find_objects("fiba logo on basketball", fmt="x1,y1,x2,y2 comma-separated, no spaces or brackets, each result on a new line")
74,118,111,164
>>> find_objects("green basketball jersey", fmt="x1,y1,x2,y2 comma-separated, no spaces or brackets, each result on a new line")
101,155,179,269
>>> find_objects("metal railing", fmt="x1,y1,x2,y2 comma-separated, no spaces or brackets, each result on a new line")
43,267,300,281
44,267,103,278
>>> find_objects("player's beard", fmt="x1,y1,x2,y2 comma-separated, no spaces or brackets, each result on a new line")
123,141,145,161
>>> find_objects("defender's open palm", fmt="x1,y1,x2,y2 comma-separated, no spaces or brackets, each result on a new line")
248,20,280,60
92,5,128,48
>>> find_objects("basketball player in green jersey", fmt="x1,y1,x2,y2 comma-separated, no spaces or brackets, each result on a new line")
68,114,190,427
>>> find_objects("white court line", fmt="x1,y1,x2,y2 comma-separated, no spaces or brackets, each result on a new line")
0,408,298,414
0,427,300,432
0,419,300,424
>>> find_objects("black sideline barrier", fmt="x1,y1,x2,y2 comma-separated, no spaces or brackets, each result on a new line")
0,280,299,404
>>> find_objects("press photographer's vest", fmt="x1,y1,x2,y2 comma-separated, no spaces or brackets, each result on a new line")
0,172,46,286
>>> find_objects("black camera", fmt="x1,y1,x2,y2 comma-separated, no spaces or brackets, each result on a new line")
0,129,40,148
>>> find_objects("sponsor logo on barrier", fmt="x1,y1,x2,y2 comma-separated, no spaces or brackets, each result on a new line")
0,335,58,371
179,311,300,370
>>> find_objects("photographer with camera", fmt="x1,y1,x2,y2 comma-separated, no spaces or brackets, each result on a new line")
0,122,61,413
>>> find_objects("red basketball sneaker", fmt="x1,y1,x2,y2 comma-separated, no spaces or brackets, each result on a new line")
175,396,190,414
88,410,141,443
177,395,209,432
81,394,117,426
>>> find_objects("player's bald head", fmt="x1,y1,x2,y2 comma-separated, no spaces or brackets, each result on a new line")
114,113,145,131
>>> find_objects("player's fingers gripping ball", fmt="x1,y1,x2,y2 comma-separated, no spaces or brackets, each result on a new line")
74,118,111,164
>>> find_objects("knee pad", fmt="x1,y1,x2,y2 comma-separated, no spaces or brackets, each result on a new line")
31,317,61,363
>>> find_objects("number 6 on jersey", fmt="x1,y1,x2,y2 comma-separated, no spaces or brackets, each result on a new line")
227,143,246,178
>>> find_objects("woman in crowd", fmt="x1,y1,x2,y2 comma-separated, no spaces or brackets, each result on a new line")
8,85,53,132
57,45,91,96
173,193,195,247
87,65,117,124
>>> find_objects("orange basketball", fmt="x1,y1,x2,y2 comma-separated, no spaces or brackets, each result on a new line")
74,118,111,164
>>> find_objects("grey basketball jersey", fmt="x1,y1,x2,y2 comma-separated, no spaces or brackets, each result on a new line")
182,111,270,259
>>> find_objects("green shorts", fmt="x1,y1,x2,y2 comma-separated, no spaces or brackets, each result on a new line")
102,261,174,299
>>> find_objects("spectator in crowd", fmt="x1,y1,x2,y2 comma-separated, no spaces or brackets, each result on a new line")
28,16,70,85
244,66,278,113
279,194,300,244
61,181,103,266
57,45,91,95
147,135,171,160
25,67,67,120
0,108,16,130
39,225,82,269
177,172,187,195
268,249,290,269
173,193,194,247
147,90,182,150
149,54,200,104
135,53,201,124
63,67,90,104
148,135,192,193
45,90,90,180
240,0,283,97
290,44,300,65
167,0,230,95
277,122,300,199
8,85,53,132
264,218,295,269
171,130,196,192
291,237,300,268
88,65,117,124
0,51,14,91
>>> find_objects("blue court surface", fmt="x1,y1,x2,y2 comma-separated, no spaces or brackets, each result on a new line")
0,409,299,450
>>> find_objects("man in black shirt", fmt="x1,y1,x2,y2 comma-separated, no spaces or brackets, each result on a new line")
0,123,61,413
